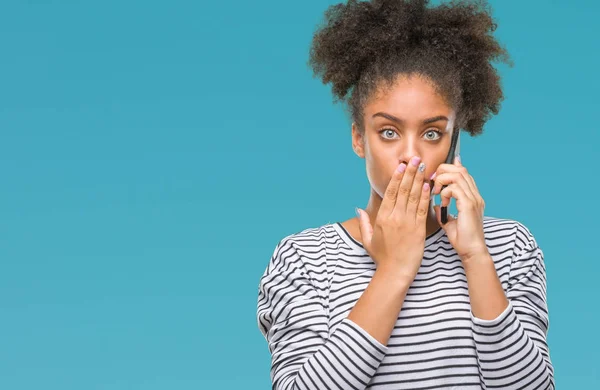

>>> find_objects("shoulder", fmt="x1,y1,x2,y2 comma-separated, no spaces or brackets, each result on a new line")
263,222,338,275
479,216,547,288
481,215,543,277
482,215,539,251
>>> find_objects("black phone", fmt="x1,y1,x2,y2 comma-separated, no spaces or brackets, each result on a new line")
434,128,460,224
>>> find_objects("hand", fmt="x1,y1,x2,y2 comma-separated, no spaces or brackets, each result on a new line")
431,156,488,262
356,156,431,283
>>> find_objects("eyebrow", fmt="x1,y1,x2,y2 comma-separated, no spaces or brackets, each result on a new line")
372,112,449,125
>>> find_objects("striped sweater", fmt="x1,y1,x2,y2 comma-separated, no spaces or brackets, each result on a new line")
257,217,554,389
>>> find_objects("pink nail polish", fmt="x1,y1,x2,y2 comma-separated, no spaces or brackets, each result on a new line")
396,163,407,173
410,156,421,167
430,172,437,180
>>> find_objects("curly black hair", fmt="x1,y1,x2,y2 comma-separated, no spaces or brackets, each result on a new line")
307,0,513,136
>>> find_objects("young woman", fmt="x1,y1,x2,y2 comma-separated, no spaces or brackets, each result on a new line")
257,0,554,389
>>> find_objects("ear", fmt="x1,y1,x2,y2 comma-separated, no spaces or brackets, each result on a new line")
351,122,365,158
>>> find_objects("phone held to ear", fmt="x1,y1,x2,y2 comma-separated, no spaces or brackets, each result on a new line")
435,128,460,224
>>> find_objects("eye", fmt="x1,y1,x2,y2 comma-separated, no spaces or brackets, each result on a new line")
379,128,398,140
423,129,442,141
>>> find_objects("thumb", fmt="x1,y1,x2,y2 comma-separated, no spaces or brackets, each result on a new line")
355,208,373,251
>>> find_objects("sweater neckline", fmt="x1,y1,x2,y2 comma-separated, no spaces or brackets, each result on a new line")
332,221,446,253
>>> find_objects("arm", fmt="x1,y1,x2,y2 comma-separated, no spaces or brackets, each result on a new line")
431,159,554,388
463,224,554,389
347,265,412,346
257,239,408,390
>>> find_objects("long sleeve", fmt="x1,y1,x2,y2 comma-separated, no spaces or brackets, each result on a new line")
471,224,555,389
257,238,388,390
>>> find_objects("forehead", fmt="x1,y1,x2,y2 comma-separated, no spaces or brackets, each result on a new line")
365,75,452,118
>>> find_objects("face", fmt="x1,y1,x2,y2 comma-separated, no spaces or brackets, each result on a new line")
352,74,456,200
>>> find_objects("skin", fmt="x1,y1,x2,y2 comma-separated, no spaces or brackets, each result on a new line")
342,73,453,240
341,73,509,345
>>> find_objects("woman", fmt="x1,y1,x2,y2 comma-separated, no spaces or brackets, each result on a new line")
257,0,554,389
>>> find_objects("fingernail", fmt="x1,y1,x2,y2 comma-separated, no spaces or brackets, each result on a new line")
396,163,407,173
410,156,421,166
456,155,461,164
430,172,437,180
355,207,360,217
418,162,426,173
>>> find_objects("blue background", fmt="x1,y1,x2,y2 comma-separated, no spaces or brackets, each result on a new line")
1,0,597,388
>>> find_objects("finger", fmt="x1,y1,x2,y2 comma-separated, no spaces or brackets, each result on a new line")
416,181,431,223
406,160,426,216
439,183,471,210
432,172,476,203
355,208,373,252
454,157,479,199
394,156,421,214
433,205,442,225
434,162,478,198
453,160,485,209
380,162,407,217
432,162,456,175
464,173,484,209
436,163,483,208
434,162,467,176
458,167,484,207
464,174,477,199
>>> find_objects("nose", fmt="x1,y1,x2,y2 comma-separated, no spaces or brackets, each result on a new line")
398,142,420,166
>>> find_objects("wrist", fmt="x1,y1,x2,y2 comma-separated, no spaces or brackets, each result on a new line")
374,265,414,290
461,251,493,270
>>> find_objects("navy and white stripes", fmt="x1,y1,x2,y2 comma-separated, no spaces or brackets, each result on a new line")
257,217,554,389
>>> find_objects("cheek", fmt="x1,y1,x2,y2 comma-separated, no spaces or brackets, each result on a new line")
428,148,450,172
364,151,396,198
365,169,387,199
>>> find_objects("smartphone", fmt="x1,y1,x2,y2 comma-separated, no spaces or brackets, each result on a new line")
437,128,460,224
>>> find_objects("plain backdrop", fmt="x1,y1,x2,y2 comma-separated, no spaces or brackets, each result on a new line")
1,0,598,388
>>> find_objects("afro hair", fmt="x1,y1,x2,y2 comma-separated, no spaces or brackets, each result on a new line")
308,0,513,136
